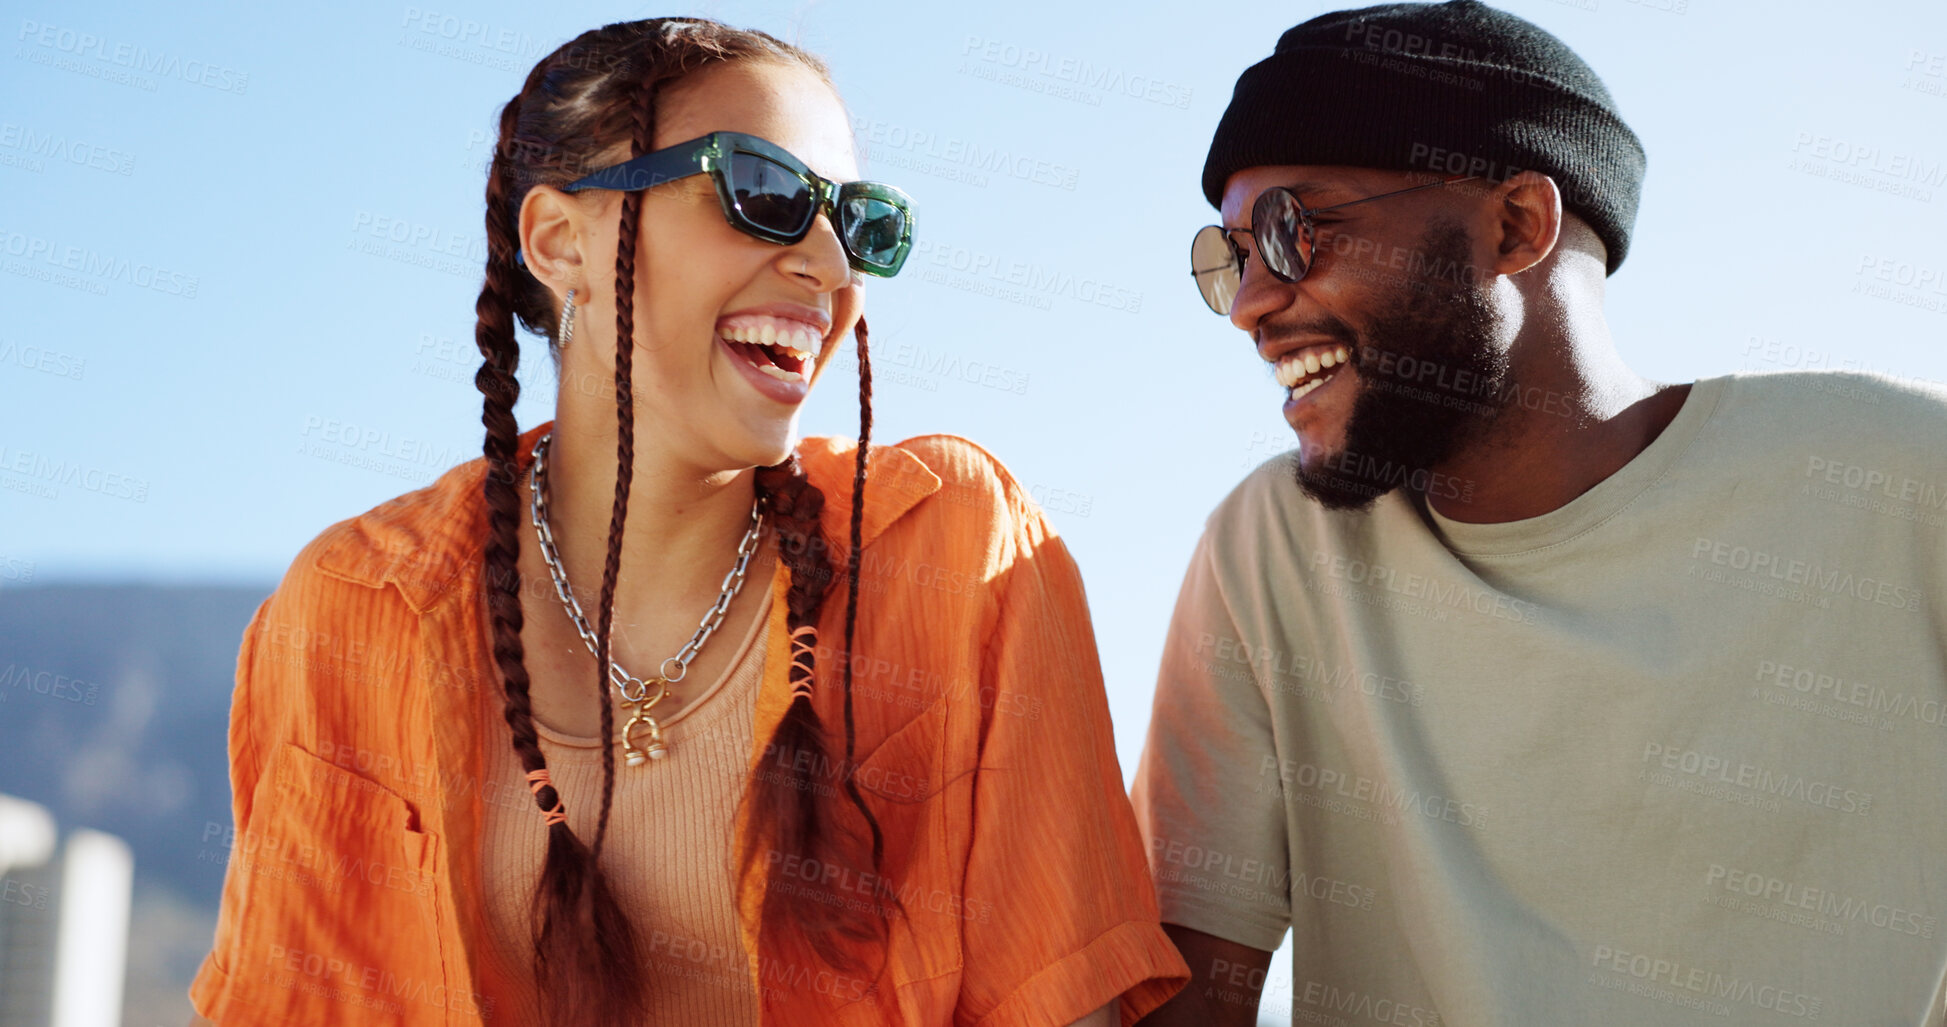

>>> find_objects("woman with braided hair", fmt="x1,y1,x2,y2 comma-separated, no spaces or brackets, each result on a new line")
188,17,1186,1027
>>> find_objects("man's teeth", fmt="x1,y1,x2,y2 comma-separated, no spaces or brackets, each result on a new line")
1291,375,1329,399
1273,344,1352,389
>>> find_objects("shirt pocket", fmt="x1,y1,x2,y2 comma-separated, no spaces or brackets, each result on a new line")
228,741,447,1025
853,690,949,806
850,693,965,988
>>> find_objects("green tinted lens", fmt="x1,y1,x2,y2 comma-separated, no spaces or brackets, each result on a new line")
841,196,906,269
835,183,913,276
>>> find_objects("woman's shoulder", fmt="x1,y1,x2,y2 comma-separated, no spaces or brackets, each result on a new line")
236,458,490,732
298,458,488,606
879,432,1018,487
800,430,1014,482
798,433,1050,555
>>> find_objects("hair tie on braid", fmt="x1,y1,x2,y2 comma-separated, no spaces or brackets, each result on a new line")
526,769,568,826
788,624,819,699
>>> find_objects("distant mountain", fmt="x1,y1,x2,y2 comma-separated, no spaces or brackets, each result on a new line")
0,582,273,1026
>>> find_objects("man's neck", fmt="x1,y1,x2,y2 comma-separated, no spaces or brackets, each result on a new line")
1423,327,1691,524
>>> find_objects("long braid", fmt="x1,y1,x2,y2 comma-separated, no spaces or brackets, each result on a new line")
479,93,543,804
589,57,656,864
841,316,886,873
476,55,648,1027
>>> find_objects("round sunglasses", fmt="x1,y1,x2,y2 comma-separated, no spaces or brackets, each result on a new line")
1189,174,1477,315
559,130,916,278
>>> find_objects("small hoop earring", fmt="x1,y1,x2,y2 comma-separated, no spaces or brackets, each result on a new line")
558,287,576,348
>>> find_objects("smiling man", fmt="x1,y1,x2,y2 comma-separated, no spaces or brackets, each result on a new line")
1130,2,1947,1024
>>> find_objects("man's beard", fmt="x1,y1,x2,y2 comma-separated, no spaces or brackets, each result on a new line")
1292,218,1511,512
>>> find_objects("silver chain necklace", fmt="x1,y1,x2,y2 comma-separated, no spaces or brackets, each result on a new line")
527,430,765,765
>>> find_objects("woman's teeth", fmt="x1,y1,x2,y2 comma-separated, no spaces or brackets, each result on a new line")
718,316,821,384
1273,344,1352,390
750,360,803,383
718,319,818,361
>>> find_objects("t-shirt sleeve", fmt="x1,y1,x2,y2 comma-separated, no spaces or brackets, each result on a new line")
188,593,275,1022
953,511,1191,1027
1130,528,1292,953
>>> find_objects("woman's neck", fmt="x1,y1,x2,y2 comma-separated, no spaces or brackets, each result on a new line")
533,409,763,626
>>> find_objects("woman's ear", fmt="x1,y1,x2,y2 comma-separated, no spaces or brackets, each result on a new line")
519,184,595,301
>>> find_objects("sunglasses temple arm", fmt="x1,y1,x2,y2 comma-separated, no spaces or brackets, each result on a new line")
1310,174,1479,215
561,141,708,193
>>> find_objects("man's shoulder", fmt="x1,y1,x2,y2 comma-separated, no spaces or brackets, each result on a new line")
1707,369,1947,470
1718,368,1947,423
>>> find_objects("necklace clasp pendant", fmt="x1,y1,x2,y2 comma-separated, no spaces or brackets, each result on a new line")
619,698,669,767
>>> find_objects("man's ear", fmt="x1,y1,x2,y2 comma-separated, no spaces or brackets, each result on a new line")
1485,170,1563,276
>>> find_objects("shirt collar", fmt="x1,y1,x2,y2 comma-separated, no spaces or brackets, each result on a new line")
313,420,942,614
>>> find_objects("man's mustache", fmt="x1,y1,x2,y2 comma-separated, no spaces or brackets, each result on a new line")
1256,318,1360,353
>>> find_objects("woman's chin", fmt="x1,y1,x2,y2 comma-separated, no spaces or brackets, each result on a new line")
726,423,799,471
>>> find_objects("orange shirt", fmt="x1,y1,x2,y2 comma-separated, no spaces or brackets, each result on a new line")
189,420,1188,1026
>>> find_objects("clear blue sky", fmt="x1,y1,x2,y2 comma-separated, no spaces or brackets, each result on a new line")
5,0,1945,1003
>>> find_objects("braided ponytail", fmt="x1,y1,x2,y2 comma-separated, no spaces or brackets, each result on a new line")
740,316,898,972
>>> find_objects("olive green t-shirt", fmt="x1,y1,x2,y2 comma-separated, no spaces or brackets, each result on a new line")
1132,371,1947,1025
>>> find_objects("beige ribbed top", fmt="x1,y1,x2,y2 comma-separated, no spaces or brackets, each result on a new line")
478,585,768,1026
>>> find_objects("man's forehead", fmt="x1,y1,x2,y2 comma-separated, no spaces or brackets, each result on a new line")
1218,164,1384,224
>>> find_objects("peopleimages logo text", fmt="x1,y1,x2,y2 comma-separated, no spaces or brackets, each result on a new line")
959,36,1193,109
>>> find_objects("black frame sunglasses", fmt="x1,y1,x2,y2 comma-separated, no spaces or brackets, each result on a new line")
557,130,916,278
1189,174,1478,315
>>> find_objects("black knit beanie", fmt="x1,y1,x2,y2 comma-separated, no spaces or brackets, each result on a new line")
1202,0,1645,275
